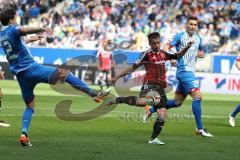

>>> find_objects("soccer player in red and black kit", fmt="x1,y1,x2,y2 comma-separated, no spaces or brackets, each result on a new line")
96,46,114,90
110,32,193,145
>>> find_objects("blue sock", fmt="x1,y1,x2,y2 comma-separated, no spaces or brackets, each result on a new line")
65,73,96,97
231,104,240,117
22,107,34,135
149,99,179,113
149,106,155,113
166,100,179,109
192,99,203,129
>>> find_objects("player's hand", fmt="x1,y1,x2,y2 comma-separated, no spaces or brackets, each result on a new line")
197,51,204,58
30,34,44,41
187,41,194,47
44,28,53,35
0,71,4,80
170,59,177,67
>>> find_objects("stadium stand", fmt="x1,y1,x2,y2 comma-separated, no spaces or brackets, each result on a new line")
0,0,238,55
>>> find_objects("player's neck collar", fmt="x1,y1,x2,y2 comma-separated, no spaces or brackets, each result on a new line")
185,30,195,37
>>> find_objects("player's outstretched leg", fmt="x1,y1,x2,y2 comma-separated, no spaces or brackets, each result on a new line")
105,96,139,106
105,95,159,107
63,72,110,102
229,104,240,127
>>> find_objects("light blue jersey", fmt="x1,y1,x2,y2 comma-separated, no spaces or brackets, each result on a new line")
170,31,203,72
0,25,35,74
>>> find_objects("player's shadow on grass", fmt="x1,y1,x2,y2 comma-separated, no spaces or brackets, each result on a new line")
54,94,118,121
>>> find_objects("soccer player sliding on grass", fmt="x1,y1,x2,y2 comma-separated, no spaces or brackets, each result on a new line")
0,8,109,147
109,32,193,145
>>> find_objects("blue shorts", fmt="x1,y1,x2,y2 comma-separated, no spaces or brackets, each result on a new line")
16,63,59,104
176,71,199,96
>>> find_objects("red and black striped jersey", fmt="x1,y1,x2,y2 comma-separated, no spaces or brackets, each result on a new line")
133,49,177,88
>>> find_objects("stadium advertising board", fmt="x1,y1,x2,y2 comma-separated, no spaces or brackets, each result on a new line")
213,55,240,74
168,71,240,95
121,70,240,95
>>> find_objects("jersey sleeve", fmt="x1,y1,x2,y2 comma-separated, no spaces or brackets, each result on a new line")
170,33,182,47
132,51,148,69
12,25,21,38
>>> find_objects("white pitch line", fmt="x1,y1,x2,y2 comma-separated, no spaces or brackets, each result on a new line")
0,114,236,119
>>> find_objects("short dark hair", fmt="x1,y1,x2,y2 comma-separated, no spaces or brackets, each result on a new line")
0,8,16,26
187,16,198,22
147,32,160,42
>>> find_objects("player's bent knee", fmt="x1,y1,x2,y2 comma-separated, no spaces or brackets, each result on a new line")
157,109,167,121
48,68,67,84
190,88,202,99
51,68,70,83
25,98,35,109
59,69,70,80
156,116,165,126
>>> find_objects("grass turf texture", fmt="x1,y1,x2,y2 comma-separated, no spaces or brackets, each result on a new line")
0,80,240,160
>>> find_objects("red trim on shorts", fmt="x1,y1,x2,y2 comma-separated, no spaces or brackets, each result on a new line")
190,88,200,93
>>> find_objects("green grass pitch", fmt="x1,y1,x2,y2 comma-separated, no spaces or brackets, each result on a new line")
0,80,240,160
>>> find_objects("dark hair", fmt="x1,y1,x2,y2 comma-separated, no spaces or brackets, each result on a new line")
147,32,160,42
0,8,16,26
187,16,198,22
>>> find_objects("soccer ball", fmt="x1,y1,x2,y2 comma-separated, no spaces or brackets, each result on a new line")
145,90,161,106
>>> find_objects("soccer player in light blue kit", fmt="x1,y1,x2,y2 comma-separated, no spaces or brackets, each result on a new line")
229,56,240,127
145,16,213,137
0,8,109,146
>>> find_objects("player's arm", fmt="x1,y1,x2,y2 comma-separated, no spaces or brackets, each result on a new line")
163,33,181,66
111,52,146,83
111,66,136,83
24,34,44,44
197,37,204,58
165,41,193,60
19,27,53,36
174,41,194,59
